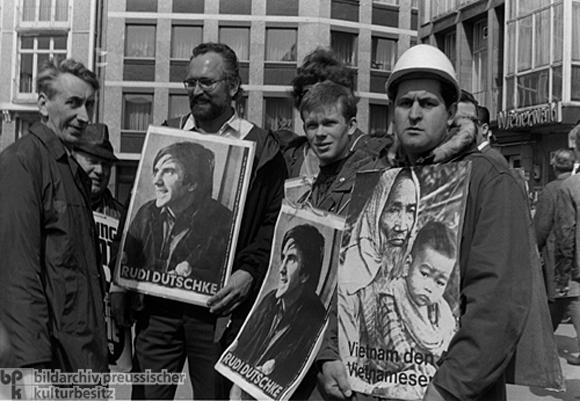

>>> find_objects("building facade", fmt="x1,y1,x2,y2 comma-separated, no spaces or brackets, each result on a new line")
100,0,418,203
0,0,103,152
419,0,580,201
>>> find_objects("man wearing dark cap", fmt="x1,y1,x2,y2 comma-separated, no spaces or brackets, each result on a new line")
74,123,123,218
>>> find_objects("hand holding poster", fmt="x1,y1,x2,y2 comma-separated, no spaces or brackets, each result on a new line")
216,202,345,400
114,125,255,306
338,163,471,400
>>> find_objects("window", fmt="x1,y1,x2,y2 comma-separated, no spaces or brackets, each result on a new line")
122,94,153,153
331,31,358,67
372,37,396,71
123,94,153,131
266,0,298,15
505,2,563,108
443,31,456,70
168,94,189,120
266,29,297,62
219,27,250,61
264,98,293,132
125,25,156,58
369,104,388,135
22,0,68,23
116,163,138,206
171,26,202,59
126,0,157,12
173,0,204,13
19,35,67,94
472,20,488,105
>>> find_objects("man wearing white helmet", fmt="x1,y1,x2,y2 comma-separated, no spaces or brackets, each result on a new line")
317,44,560,401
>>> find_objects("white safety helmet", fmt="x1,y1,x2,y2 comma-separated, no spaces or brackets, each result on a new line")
385,44,460,104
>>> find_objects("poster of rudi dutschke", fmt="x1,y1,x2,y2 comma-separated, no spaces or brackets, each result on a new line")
115,125,255,306
216,202,345,401
339,163,471,400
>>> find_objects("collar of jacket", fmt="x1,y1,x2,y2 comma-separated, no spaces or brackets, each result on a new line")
29,121,69,161
330,134,394,194
392,116,477,166
178,113,281,172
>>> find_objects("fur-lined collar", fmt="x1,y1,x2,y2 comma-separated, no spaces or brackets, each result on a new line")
390,116,477,166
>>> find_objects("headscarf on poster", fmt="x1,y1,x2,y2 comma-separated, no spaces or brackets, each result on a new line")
338,162,471,400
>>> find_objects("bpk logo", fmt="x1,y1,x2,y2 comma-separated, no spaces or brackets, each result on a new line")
0,369,24,399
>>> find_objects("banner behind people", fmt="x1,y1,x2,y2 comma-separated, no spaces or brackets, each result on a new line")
216,202,345,400
339,163,471,400
115,125,255,306
94,212,132,372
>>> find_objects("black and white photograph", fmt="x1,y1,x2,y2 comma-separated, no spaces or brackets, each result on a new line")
339,163,471,400
115,125,255,306
215,202,344,401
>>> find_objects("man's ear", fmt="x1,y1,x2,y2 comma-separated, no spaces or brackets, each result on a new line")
347,116,357,136
300,273,310,284
38,92,50,118
228,78,241,99
447,102,458,127
188,182,198,193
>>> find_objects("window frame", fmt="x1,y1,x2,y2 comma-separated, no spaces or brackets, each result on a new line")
17,34,68,99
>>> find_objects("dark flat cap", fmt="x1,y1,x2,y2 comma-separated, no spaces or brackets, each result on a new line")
76,123,118,161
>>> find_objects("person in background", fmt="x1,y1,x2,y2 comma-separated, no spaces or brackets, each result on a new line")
288,79,392,399
554,144,580,366
534,149,575,302
0,58,108,372
455,89,508,167
282,47,360,179
476,105,508,166
74,123,123,218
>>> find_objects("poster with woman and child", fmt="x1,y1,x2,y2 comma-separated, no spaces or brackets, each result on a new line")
338,162,471,400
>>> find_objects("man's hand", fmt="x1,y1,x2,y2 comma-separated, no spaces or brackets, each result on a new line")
318,360,353,400
207,270,253,315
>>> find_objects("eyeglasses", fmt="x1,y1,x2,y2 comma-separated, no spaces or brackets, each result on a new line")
183,78,226,91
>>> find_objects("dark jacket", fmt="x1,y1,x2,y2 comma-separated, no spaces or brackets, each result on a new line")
285,131,393,214
163,116,287,321
554,173,580,298
94,188,124,219
235,290,325,386
534,173,571,300
0,122,108,371
398,118,562,399
124,197,232,283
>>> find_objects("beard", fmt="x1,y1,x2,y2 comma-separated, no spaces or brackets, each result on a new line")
380,243,407,280
189,94,230,122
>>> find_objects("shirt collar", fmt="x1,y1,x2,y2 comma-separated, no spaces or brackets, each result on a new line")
477,140,489,151
181,111,253,140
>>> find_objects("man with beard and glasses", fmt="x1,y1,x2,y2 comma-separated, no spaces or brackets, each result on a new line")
112,42,286,400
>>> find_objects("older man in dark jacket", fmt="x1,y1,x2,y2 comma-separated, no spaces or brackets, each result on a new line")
0,58,107,372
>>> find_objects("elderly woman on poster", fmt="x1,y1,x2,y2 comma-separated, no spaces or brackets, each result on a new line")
338,167,420,370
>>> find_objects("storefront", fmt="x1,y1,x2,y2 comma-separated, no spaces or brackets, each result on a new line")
494,102,580,205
